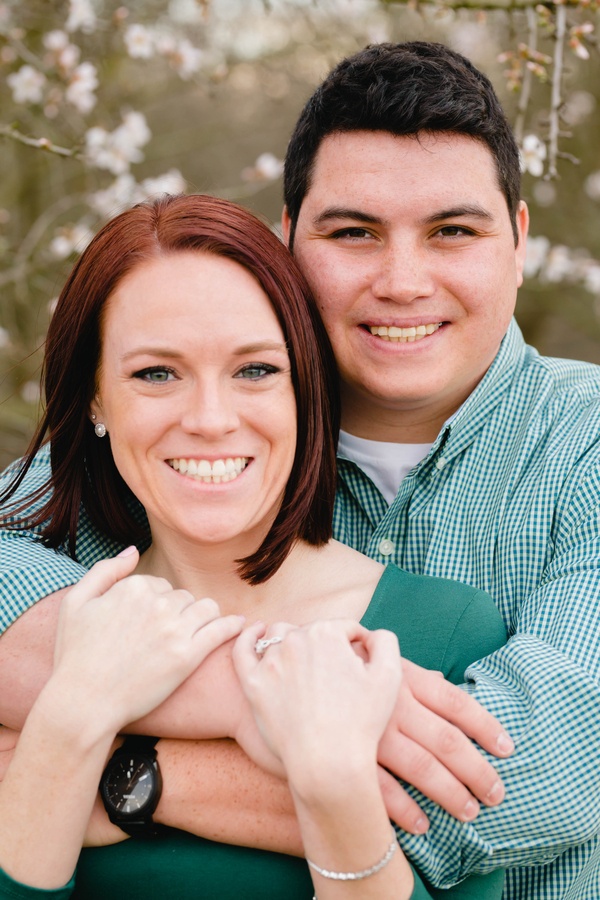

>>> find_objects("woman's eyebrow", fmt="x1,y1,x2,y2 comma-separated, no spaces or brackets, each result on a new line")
233,341,289,356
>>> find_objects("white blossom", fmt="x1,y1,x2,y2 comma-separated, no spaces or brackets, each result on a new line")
85,112,151,175
170,39,204,79
88,174,138,217
520,134,547,177
155,33,177,55
543,245,573,283
43,30,69,51
49,223,94,259
585,171,600,202
65,61,98,113
21,381,41,405
65,0,97,34
242,152,284,183
124,24,155,59
584,264,600,295
524,235,550,279
168,0,205,25
7,65,46,104
136,169,187,200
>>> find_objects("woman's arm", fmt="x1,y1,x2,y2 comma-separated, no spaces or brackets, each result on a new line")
233,620,416,899
0,550,243,890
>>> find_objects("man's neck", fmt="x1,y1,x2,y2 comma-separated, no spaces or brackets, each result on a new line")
340,387,463,443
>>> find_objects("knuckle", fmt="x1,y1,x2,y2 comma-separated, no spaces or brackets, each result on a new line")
442,683,469,716
436,725,464,757
408,747,437,780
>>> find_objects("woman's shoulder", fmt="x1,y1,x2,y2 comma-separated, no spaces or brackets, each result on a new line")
362,565,507,684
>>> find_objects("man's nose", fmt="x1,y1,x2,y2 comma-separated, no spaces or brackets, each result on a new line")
371,239,435,304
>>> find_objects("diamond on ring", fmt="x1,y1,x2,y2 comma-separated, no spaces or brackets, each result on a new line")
254,636,283,655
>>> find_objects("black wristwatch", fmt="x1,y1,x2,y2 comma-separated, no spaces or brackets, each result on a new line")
100,735,163,837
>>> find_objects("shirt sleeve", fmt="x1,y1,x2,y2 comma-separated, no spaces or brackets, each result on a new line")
0,448,127,633
395,461,600,887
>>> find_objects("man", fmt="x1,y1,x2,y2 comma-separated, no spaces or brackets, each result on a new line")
2,41,600,898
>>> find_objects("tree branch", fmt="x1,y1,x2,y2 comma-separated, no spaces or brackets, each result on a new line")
0,125,84,160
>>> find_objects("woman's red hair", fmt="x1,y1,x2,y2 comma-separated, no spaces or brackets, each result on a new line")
1,194,340,584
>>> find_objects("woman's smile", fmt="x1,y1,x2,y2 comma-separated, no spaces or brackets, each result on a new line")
91,250,297,552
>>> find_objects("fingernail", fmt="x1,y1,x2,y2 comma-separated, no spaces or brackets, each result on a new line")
486,780,505,805
497,732,514,755
237,615,246,622
117,545,137,557
462,799,479,821
414,816,429,834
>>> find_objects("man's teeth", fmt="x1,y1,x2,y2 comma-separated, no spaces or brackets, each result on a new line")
168,457,248,483
369,323,442,342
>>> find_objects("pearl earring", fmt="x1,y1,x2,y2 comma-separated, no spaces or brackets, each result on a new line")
94,423,107,438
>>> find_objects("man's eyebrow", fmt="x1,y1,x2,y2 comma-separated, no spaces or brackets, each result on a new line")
312,207,386,227
423,205,495,225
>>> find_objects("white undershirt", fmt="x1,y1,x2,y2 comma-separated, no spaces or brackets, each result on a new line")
338,430,433,505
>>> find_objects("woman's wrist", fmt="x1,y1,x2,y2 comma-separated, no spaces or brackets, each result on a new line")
31,677,120,754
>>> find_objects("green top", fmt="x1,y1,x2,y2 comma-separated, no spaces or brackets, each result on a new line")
0,564,506,900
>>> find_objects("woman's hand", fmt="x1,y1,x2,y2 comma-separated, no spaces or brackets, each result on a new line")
233,620,402,787
52,547,245,734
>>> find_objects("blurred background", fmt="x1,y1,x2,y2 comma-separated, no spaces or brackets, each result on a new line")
1,0,599,470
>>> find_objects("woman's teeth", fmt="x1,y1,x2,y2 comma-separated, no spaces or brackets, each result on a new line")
168,457,248,483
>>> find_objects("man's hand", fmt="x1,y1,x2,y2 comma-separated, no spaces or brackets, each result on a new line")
376,659,514,833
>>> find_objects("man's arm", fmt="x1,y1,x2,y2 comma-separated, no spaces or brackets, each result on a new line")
391,480,600,888
0,584,511,838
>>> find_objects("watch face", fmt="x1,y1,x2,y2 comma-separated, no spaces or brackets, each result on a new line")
103,756,155,816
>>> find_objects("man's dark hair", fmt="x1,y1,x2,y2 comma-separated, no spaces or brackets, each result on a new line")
284,41,521,245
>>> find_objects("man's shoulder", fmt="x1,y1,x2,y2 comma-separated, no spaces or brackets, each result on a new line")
506,345,600,433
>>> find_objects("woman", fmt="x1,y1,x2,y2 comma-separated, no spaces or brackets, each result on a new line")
0,194,507,898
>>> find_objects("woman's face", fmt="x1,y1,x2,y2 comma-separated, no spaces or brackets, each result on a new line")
91,251,297,552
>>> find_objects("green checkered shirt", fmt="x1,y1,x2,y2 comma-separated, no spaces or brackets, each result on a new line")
2,320,600,898
334,319,600,898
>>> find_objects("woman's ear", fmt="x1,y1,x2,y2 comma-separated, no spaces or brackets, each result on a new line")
89,396,103,424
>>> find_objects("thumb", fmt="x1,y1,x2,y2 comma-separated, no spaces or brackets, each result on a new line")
63,546,139,609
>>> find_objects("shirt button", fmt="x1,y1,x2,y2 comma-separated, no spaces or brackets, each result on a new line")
378,538,395,556
435,457,448,470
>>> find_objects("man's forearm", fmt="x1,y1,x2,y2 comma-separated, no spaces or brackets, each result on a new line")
154,737,303,855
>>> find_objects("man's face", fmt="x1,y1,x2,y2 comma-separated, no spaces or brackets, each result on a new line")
283,130,529,441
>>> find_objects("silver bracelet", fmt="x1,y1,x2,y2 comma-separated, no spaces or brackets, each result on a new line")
307,829,398,885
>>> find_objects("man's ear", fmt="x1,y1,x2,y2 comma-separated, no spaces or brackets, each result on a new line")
281,206,292,248
515,201,530,289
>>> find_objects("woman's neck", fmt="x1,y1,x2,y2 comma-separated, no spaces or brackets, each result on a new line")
135,535,314,622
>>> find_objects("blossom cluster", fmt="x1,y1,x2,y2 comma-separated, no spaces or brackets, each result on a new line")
525,236,600,299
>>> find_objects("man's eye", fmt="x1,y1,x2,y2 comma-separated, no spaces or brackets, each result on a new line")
437,225,475,237
235,364,278,380
330,227,372,240
133,367,176,383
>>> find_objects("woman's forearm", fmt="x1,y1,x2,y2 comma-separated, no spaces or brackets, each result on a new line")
0,679,115,889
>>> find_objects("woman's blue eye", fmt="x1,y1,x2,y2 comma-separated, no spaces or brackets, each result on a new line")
133,367,175,383
236,364,278,380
